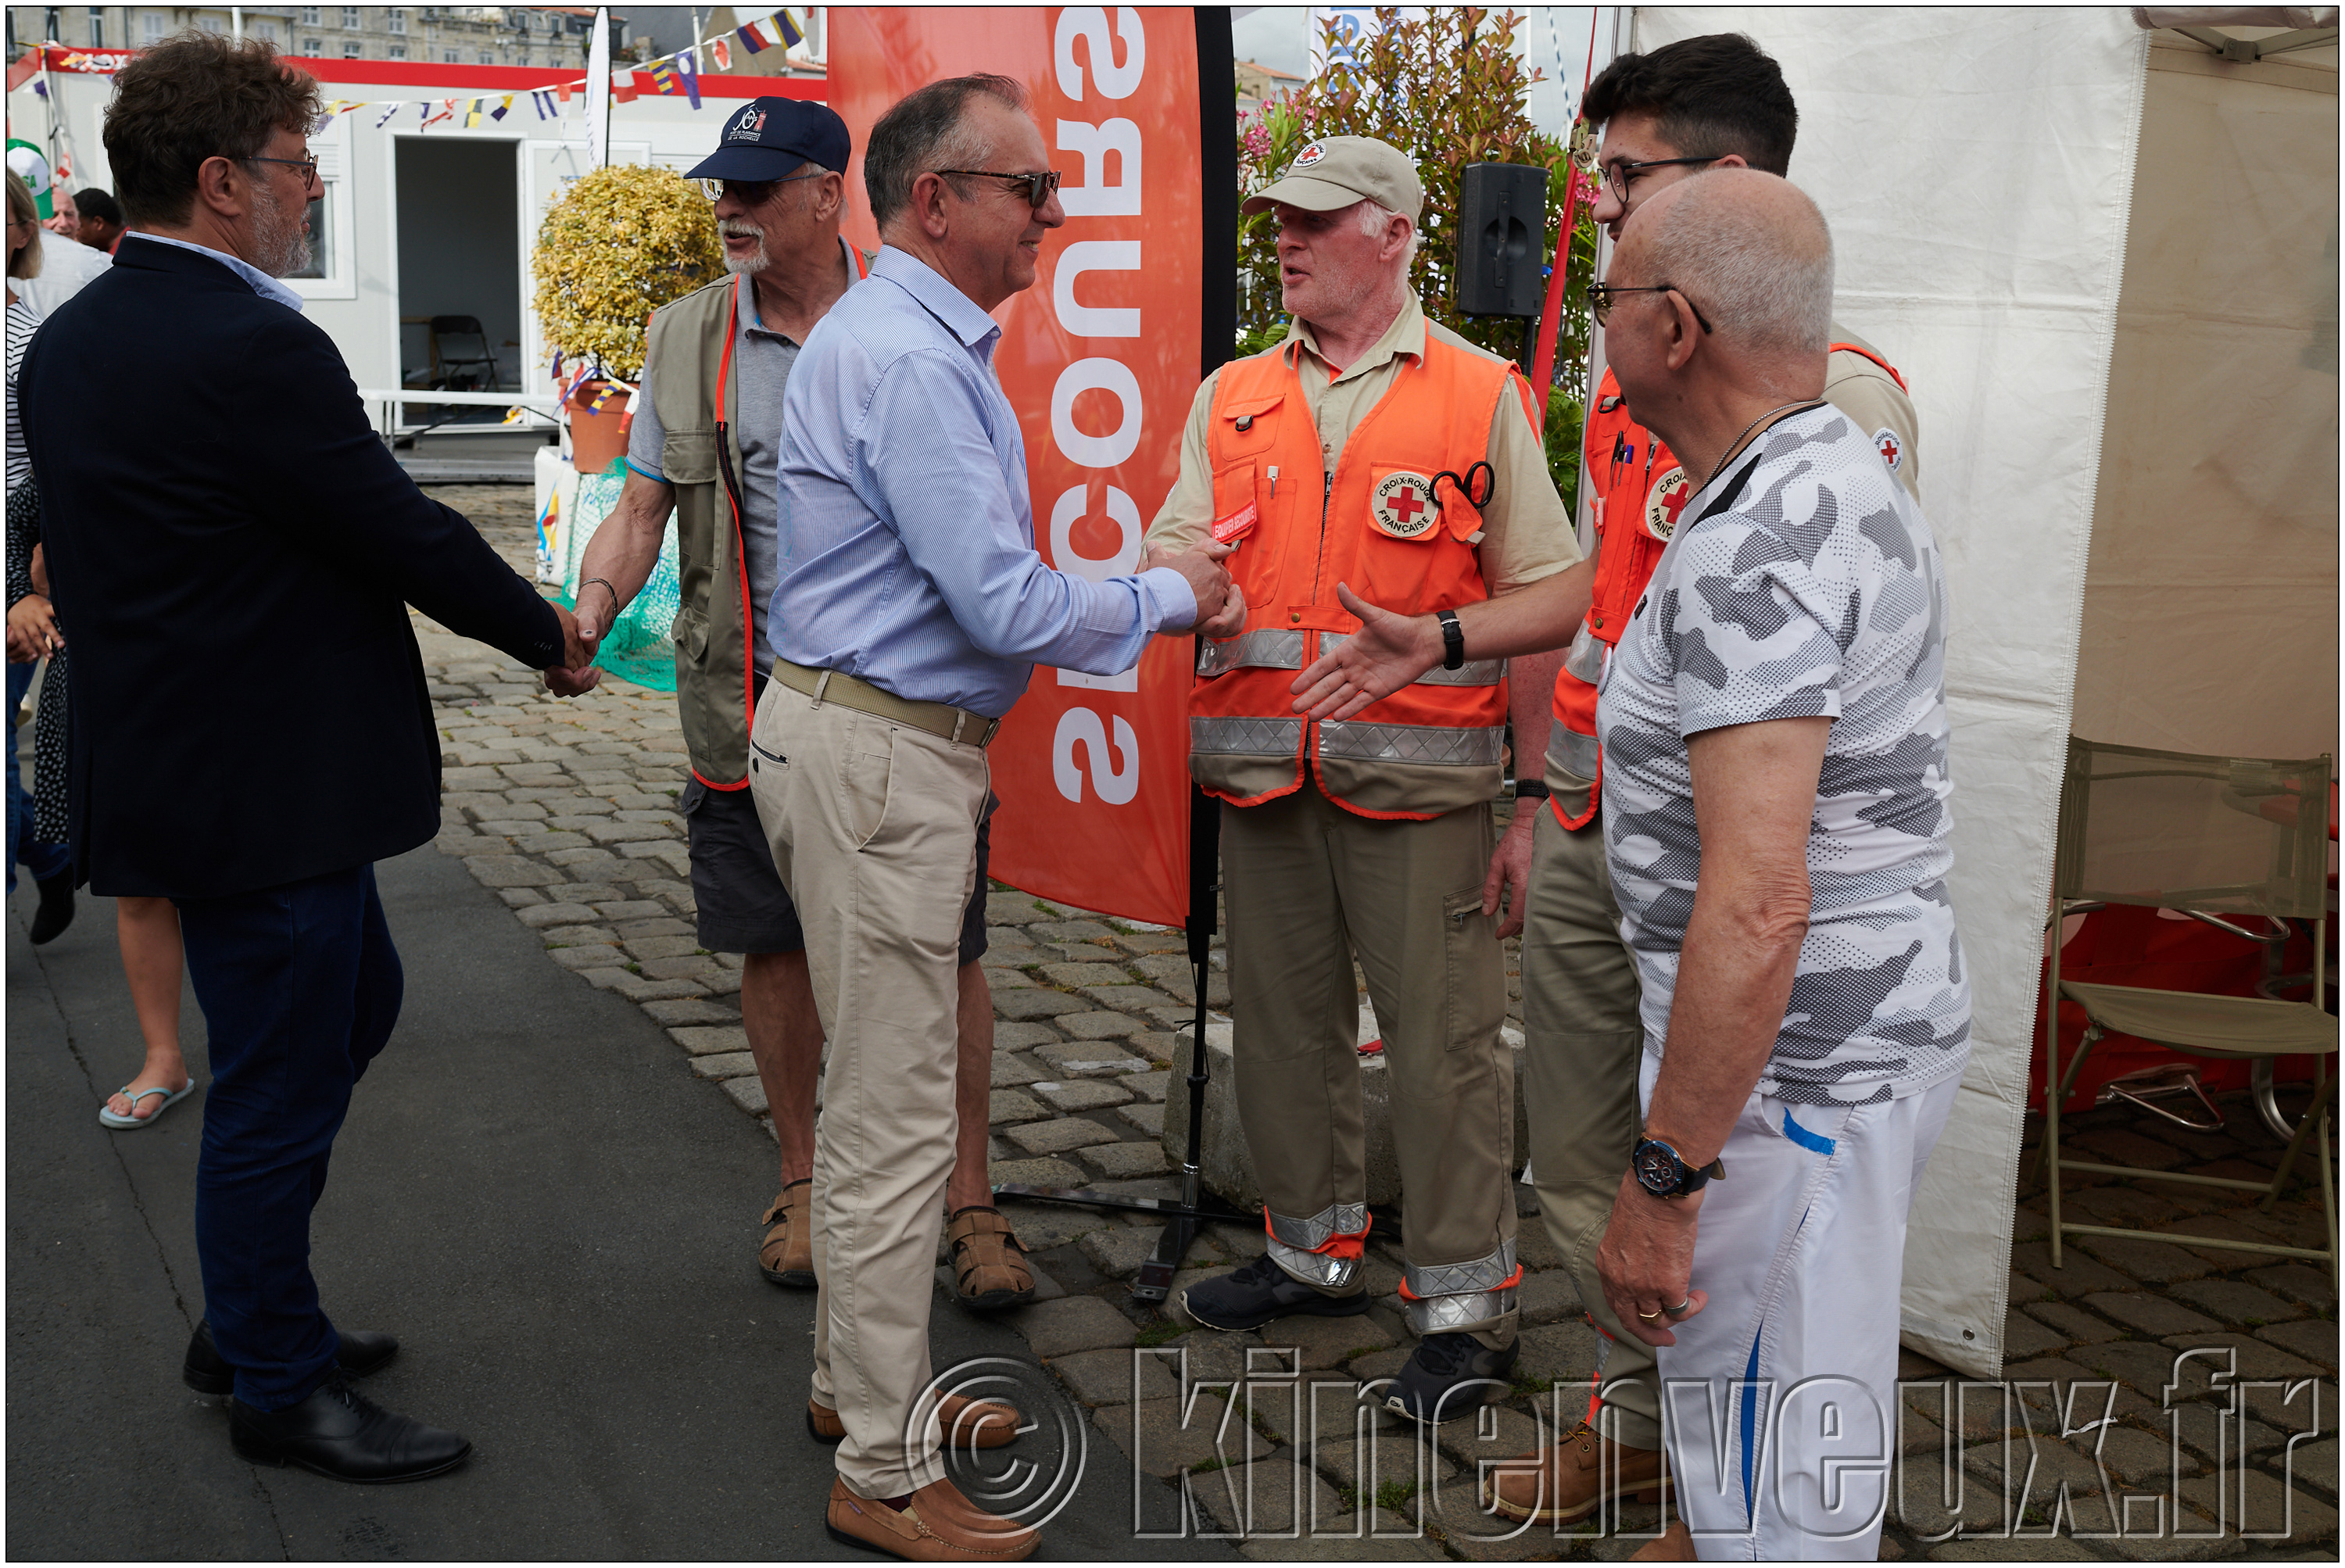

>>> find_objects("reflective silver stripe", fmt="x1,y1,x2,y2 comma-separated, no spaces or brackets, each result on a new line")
1321,633,1504,688
1196,628,1306,678
1190,714,1305,757
1266,1237,1362,1291
1563,621,1607,685
1317,721,1505,768
1405,1285,1518,1335
1265,1201,1369,1252
1548,721,1599,782
1402,1238,1516,1301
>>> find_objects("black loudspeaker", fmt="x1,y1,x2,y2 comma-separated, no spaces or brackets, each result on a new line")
1454,162,1549,319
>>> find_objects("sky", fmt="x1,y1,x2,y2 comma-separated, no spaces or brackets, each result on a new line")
1230,7,1599,136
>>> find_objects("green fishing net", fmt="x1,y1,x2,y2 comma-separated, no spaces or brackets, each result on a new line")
558,464,681,693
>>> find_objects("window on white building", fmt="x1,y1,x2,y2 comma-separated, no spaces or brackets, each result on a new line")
254,20,280,43
385,9,406,35
142,11,168,42
442,48,458,63
387,42,406,58
342,41,360,56
301,37,320,54
340,6,359,27
477,50,492,63
87,8,104,47
301,6,319,24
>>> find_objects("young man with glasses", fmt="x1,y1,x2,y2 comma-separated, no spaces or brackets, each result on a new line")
555,98,1043,1334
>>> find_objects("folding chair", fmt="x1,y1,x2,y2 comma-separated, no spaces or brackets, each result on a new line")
427,314,500,392
2042,736,2337,1287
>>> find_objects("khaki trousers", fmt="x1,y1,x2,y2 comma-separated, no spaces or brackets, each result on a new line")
747,680,990,1497
1221,786,1518,1338
1519,799,1659,1448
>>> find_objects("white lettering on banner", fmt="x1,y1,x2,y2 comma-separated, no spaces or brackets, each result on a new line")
1054,709,1143,804
1053,241,1142,336
1051,358,1144,469
1055,120,1142,217
1054,6,1145,99
1051,485,1144,693
1049,9,1151,801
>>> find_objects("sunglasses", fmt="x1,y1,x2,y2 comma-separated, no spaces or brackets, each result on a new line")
935,168,1063,210
698,170,825,204
1587,281,1716,335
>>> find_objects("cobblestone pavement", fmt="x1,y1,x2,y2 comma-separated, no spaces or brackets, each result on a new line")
423,486,2335,1559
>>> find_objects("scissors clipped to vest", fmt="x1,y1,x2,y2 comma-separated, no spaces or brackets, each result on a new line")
1430,460,1495,517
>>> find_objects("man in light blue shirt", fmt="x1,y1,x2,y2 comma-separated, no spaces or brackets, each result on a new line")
748,74,1234,1561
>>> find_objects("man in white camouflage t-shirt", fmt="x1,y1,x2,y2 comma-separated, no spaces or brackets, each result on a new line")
1587,170,1971,1561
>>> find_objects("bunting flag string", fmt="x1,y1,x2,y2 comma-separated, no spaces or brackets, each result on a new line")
35,10,806,131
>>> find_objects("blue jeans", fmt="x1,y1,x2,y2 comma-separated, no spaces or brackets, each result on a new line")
6,660,70,895
180,862,403,1409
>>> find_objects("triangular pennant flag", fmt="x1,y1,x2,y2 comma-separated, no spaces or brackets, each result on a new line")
491,94,512,121
710,38,731,72
556,80,573,103
676,48,700,109
647,55,682,96
375,102,401,128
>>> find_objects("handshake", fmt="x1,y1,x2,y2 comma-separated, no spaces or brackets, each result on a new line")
1144,540,1247,639
541,598,606,698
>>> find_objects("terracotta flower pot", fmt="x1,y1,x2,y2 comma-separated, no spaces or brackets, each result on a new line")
567,379,632,474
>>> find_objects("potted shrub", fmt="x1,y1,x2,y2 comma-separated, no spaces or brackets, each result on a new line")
531,162,723,473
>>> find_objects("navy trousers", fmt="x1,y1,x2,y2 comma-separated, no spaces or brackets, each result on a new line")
177,862,403,1409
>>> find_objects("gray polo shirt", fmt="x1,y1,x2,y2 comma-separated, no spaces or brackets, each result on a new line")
627,237,862,657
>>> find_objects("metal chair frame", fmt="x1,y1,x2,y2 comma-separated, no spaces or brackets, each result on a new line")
2041,739,2338,1287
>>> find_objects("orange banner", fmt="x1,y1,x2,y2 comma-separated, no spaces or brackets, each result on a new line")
829,8,1203,929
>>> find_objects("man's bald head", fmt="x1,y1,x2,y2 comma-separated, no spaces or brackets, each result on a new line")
1619,167,1832,363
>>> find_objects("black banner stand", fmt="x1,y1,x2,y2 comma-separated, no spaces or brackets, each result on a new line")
990,7,1255,1305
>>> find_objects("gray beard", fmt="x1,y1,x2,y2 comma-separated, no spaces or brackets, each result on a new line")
250,177,311,277
719,223,769,276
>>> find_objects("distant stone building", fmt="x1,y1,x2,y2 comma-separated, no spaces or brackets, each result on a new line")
4,7,638,69
1234,55,1303,111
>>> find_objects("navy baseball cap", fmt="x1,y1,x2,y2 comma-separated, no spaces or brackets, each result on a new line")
686,98,850,181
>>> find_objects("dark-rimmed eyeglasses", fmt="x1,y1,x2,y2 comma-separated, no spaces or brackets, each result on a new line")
1587,281,1715,335
697,170,825,204
246,152,320,186
1601,154,1717,203
935,168,1062,210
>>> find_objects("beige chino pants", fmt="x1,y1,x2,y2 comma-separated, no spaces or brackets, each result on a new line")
1221,785,1519,1340
1519,797,1659,1448
747,679,990,1498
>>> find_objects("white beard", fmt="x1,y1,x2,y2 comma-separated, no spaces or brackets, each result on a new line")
250,174,311,276
719,220,770,276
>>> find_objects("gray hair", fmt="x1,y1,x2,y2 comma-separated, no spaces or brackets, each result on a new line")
865,74,1026,232
1353,199,1420,266
1641,168,1831,358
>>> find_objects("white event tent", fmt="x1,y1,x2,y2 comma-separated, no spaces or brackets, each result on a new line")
1609,8,2339,1378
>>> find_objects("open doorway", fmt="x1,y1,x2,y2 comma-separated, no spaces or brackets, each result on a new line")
395,138,521,428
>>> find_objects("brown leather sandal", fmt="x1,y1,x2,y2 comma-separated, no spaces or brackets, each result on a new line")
946,1205,1034,1313
760,1179,815,1288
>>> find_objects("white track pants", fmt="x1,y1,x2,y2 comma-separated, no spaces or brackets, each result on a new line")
1643,1055,1962,1560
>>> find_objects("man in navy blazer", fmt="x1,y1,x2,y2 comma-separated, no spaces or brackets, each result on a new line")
20,31,591,1483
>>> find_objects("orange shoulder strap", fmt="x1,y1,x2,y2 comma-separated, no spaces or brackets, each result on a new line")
1828,340,1908,393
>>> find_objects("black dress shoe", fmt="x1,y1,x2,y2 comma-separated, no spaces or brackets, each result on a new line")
28,871,73,944
184,1319,399,1397
228,1376,471,1484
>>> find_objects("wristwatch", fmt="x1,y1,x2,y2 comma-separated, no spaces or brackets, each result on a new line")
1436,608,1465,671
1632,1137,1724,1201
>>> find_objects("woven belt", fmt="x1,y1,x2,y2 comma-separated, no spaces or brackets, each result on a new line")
769,658,1001,748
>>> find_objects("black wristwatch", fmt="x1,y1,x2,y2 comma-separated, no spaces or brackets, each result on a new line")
1632,1137,1724,1201
1436,608,1465,671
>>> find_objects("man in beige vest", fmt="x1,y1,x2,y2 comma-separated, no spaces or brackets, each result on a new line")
552,100,1035,1322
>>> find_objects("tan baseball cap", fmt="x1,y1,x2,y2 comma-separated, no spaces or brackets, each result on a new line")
1241,135,1423,223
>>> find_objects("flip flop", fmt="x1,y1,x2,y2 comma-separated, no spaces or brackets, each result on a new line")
97,1078,196,1129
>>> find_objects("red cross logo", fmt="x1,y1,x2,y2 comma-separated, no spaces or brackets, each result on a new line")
1659,485,1690,527
1644,465,1690,540
1874,428,1903,470
1373,472,1439,538
1387,485,1426,528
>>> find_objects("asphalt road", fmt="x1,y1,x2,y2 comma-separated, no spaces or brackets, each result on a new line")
6,841,1234,1561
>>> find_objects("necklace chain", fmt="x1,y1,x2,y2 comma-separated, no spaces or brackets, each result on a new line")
1706,399,1825,487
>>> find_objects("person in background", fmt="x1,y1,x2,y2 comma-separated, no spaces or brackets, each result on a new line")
41,182,77,236
5,170,74,943
22,30,595,1482
555,97,1038,1323
74,188,127,254
754,73,1236,1559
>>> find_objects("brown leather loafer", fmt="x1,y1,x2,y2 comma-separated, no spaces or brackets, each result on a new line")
807,1394,1023,1449
825,1474,1039,1561
1482,1421,1670,1523
945,1206,1033,1313
760,1180,815,1288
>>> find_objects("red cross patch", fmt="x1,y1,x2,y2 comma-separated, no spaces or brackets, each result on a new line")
1642,465,1690,542
1873,427,1903,471
1371,472,1438,539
